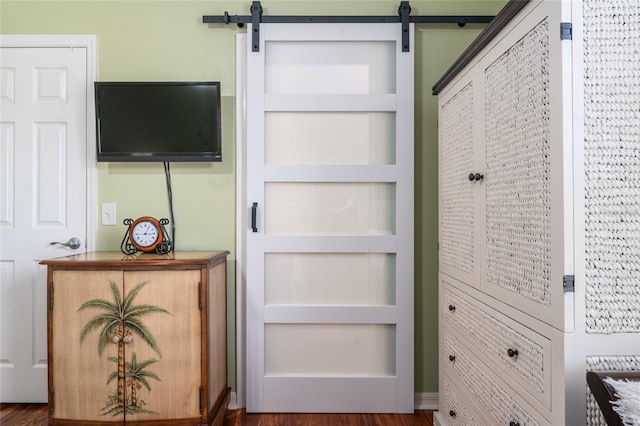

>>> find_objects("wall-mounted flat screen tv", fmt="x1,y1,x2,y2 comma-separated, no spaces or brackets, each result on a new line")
95,82,221,162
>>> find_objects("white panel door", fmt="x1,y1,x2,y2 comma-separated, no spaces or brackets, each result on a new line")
246,23,414,413
0,44,90,402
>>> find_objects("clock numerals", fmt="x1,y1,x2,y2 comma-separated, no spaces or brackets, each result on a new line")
132,222,159,247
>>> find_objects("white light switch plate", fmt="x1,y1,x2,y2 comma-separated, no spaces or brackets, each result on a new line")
101,203,116,226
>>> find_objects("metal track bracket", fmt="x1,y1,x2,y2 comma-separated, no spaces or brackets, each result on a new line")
251,1,263,52
202,1,494,53
399,1,411,52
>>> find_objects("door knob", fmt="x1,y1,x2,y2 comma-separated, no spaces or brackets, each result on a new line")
50,237,81,250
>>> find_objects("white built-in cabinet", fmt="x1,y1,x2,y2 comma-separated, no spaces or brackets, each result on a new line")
435,0,640,425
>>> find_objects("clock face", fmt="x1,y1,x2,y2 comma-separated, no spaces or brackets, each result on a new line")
131,220,160,248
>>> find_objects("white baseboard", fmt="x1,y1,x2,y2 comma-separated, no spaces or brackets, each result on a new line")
228,391,239,410
414,392,439,410
433,410,445,426
228,391,439,411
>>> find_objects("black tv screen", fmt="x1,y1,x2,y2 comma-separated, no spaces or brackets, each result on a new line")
95,82,221,162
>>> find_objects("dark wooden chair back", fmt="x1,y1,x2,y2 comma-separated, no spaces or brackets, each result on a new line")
586,371,640,426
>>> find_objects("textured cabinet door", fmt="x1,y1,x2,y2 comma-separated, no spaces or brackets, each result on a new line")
49,269,201,423
122,270,201,422
43,251,229,426
479,0,570,330
439,0,570,330
438,73,483,290
50,270,125,424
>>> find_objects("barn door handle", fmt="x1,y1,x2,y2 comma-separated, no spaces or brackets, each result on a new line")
50,237,81,250
251,203,258,233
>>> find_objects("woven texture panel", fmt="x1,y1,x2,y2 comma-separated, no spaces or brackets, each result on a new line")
484,19,552,305
440,83,475,274
585,356,640,426
443,288,545,393
441,378,481,425
444,335,539,426
583,0,640,333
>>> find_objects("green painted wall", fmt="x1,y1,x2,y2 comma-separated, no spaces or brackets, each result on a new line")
1,0,505,395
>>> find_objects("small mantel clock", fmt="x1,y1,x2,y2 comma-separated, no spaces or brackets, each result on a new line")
121,216,172,255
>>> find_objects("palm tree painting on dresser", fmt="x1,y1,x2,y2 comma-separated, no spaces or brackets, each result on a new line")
108,352,161,412
78,280,170,416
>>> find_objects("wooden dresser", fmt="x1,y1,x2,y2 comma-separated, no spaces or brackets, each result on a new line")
40,251,229,426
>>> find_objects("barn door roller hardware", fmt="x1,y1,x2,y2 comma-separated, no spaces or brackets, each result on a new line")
203,1,494,53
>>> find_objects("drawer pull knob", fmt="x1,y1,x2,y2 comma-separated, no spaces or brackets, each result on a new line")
507,348,519,358
448,355,456,362
449,410,456,417
510,422,520,426
448,305,456,312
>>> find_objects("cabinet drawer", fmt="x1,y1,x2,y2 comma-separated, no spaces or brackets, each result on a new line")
440,373,485,426
441,281,551,409
442,332,551,426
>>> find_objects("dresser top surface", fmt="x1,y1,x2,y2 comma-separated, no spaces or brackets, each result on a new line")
40,250,229,268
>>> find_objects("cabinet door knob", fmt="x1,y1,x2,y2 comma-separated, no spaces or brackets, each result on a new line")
474,173,484,181
507,348,519,358
449,410,456,417
448,355,456,362
448,304,456,312
510,422,520,426
468,173,476,181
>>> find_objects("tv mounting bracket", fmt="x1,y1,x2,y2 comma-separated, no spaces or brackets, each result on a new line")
202,1,494,53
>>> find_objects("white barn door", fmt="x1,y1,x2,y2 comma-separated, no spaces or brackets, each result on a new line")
246,23,414,413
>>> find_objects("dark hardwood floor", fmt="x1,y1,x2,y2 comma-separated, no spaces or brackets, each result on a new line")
225,409,434,425
0,404,48,426
0,404,434,426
